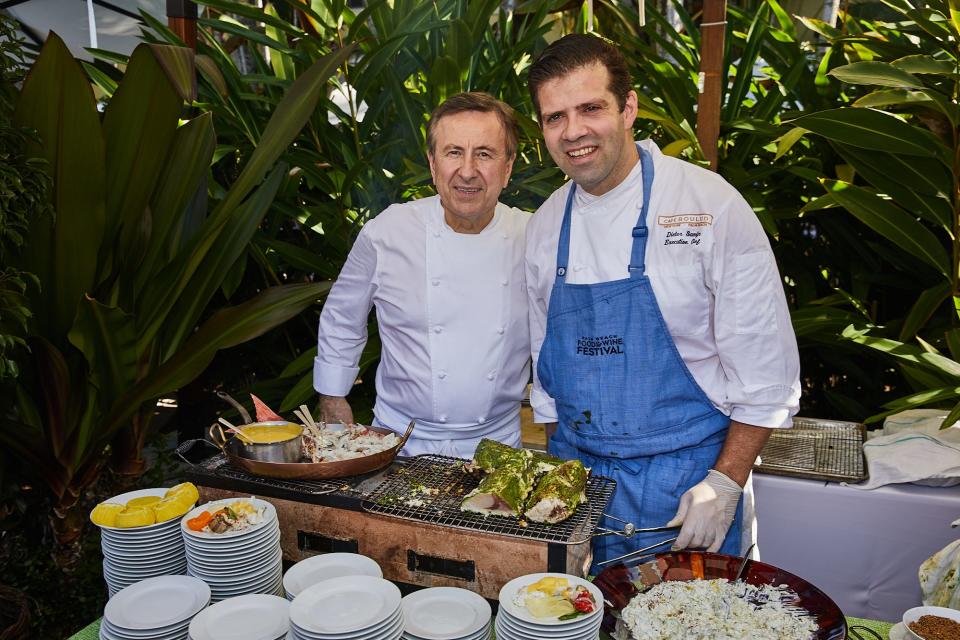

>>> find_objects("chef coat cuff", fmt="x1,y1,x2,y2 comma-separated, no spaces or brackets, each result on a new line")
729,404,795,429
531,391,558,424
313,358,360,397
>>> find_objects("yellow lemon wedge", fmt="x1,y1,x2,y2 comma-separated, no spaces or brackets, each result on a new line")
152,495,193,523
90,502,125,527
164,482,199,506
126,495,161,509
114,506,156,528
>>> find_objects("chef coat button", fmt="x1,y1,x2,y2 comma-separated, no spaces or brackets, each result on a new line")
502,233,508,240
432,279,439,286
440,415,447,423
497,327,505,335
438,371,447,379
433,231,440,238
434,326,442,333
478,416,486,422
501,279,508,286
574,265,583,272
487,372,495,380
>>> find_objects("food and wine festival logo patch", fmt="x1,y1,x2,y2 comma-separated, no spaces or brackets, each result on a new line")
576,335,624,356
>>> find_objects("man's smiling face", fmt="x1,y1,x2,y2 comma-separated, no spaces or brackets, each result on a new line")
536,63,639,196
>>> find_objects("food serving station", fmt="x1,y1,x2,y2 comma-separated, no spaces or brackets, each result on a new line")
180,446,615,600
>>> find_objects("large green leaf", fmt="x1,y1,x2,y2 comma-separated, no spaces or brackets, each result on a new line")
210,44,355,224
822,180,950,277
828,61,924,87
789,108,947,160
899,281,951,341
13,33,106,344
892,54,957,75
843,325,960,378
105,282,333,433
101,43,185,279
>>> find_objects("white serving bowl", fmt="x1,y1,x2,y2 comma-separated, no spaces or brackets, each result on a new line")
903,605,960,640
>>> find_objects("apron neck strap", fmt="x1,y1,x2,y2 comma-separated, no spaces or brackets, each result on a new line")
554,143,655,280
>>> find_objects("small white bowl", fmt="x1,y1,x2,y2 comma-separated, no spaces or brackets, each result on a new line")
903,605,960,640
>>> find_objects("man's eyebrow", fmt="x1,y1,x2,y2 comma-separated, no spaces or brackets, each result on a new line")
543,98,611,119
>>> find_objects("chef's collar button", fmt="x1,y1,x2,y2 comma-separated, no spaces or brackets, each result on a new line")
432,279,440,286
433,231,441,237
478,416,486,422
434,326,442,333
439,416,447,423
497,327,505,335
486,372,495,380
501,233,508,240
438,371,447,379
500,279,508,286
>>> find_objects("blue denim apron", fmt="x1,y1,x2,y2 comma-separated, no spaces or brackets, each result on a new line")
537,145,742,572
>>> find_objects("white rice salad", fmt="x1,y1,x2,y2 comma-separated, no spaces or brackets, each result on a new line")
619,579,818,640
302,423,400,462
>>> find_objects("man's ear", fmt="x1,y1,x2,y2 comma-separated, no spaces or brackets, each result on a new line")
622,90,639,128
427,151,438,184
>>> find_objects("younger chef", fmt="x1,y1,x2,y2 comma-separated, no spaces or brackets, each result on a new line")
314,92,530,458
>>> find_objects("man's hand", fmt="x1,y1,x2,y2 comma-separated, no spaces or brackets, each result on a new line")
320,395,355,425
667,469,742,552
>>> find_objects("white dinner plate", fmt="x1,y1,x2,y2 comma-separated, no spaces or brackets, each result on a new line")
401,625,490,640
104,554,187,572
401,588,490,640
181,498,276,540
203,566,283,594
101,615,191,639
188,547,283,577
498,574,604,627
283,553,382,598
101,518,183,539
290,608,403,640
499,608,601,635
184,527,281,555
189,593,289,640
104,575,210,630
193,561,282,587
290,576,402,634
95,488,195,534
183,522,280,549
495,615,599,640
497,611,601,639
101,535,183,554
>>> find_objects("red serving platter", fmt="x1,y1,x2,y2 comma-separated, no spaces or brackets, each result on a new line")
593,551,847,639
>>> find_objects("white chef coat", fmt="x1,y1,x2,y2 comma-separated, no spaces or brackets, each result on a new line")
526,139,801,429
314,195,531,457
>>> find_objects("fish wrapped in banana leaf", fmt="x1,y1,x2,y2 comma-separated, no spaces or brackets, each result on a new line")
461,457,536,516
523,460,588,524
471,438,563,474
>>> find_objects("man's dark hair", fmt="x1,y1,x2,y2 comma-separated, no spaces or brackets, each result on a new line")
528,34,633,121
426,92,519,158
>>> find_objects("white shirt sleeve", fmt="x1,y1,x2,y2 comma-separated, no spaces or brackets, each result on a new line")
526,219,559,424
313,225,378,397
711,193,801,428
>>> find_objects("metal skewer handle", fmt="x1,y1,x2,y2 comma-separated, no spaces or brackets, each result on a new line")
593,513,680,538
596,535,679,567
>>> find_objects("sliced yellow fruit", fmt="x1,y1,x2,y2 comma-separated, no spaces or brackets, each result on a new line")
152,495,193,523
126,495,161,508
164,482,199,506
114,506,156,528
90,502,126,527
525,595,575,619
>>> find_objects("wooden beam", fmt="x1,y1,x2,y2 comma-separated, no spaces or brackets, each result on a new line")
167,0,197,51
695,0,727,172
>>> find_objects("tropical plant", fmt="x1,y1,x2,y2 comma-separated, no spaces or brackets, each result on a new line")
3,32,352,545
0,14,50,381
117,0,564,416
778,0,960,425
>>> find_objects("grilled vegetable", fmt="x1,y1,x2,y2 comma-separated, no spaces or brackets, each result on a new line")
472,438,563,474
920,539,960,608
461,457,536,516
524,460,588,524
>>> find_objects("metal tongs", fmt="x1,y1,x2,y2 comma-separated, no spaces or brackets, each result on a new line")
594,513,680,566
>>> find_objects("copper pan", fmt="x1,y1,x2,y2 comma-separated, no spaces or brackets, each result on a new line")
207,421,415,481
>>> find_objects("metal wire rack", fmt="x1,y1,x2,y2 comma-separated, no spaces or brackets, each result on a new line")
362,454,616,545
756,417,867,483
188,452,354,496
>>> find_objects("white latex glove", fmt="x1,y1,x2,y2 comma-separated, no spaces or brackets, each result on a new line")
666,469,743,552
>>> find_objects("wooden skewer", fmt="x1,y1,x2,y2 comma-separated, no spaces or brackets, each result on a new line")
218,417,254,445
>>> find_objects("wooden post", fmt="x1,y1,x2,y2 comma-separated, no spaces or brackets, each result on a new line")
695,0,727,171
167,0,197,51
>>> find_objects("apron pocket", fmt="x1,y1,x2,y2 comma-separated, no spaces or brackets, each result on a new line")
640,455,709,527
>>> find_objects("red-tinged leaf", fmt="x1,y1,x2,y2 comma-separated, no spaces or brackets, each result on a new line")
251,394,285,422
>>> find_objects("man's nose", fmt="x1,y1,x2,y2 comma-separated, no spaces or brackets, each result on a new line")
458,155,478,177
562,113,587,141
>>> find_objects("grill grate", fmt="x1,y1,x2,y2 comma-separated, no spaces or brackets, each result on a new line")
756,417,867,483
362,454,615,545
188,453,353,496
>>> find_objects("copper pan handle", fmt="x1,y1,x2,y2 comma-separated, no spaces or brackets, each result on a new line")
208,423,229,451
398,420,416,449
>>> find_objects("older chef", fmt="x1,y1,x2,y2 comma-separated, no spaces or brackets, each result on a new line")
525,34,801,569
314,92,530,457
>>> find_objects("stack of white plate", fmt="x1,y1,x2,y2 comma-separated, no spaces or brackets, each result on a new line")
181,497,284,602
100,575,210,640
495,573,604,640
400,587,491,640
283,553,383,601
97,488,189,598
289,575,403,640
188,594,290,640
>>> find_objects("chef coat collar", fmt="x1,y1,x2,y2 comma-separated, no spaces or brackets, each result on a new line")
573,147,646,214
432,198,504,236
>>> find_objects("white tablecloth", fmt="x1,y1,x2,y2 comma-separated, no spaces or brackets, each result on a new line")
754,473,960,621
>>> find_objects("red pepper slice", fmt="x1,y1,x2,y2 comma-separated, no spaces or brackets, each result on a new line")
187,511,213,531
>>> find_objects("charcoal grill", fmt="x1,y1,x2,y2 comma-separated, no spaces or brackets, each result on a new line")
183,449,616,599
